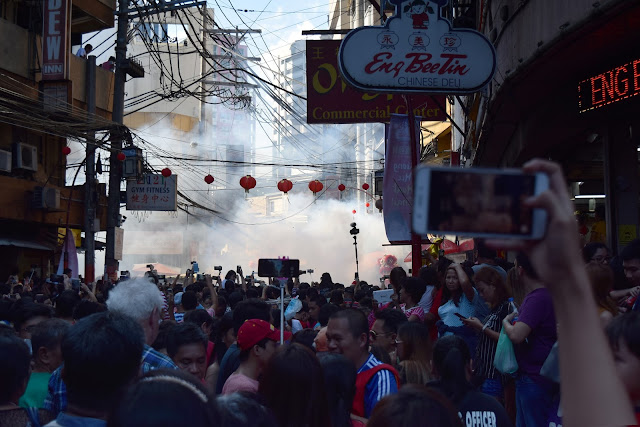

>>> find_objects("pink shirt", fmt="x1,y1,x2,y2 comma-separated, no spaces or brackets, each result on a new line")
401,304,425,322
221,372,259,395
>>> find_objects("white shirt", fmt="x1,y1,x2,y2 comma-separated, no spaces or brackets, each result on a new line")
76,47,87,58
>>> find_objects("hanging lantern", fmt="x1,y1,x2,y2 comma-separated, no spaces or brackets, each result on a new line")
62,146,71,155
161,168,172,178
277,179,293,194
362,183,370,191
308,180,323,194
366,202,370,207
352,209,357,214
240,175,257,193
338,184,346,192
204,174,214,184
117,152,126,161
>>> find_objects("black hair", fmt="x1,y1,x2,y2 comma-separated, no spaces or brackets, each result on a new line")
246,288,260,299
55,290,80,318
309,294,327,308
72,300,107,321
368,385,462,427
419,266,439,287
271,309,281,329
225,270,237,280
183,309,214,330
13,302,53,333
330,289,344,305
307,288,319,299
31,318,70,355
291,329,318,352
390,267,407,291
0,334,30,404
265,286,280,300
215,391,279,427
400,277,427,304
62,311,144,412
239,337,271,362
151,320,176,352
232,299,270,335
374,308,408,334
359,296,373,310
260,343,331,427
583,242,609,263
329,308,369,347
621,239,640,262
431,335,473,404
166,322,208,358
436,257,454,275
370,344,393,365
318,303,341,327
213,312,234,363
228,291,244,310
606,311,640,358
475,239,497,259
318,353,357,427
516,252,539,280
108,369,216,427
320,273,333,289
181,291,198,311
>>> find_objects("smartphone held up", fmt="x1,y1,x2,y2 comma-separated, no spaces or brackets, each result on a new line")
412,166,549,239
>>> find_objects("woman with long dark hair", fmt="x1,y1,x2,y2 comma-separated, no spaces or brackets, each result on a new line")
318,353,366,427
259,343,331,427
460,267,511,400
396,322,432,385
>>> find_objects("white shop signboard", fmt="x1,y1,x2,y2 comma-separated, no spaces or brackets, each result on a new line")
126,174,177,211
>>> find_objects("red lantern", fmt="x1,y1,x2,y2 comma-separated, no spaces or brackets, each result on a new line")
366,202,370,207
240,175,257,193
352,210,357,214
117,152,126,161
308,180,323,194
362,183,370,191
62,146,71,155
338,184,346,192
277,179,293,194
161,168,172,178
204,174,214,184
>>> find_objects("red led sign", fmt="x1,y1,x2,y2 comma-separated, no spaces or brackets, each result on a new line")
578,58,640,113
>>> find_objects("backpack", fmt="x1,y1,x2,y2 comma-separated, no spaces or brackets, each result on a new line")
352,363,400,417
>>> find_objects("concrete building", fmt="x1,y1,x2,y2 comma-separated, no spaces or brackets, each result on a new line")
0,0,114,279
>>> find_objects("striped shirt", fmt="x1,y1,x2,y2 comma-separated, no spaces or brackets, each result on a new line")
474,300,510,380
358,353,399,417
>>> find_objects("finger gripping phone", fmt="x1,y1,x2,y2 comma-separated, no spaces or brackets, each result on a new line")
412,166,549,239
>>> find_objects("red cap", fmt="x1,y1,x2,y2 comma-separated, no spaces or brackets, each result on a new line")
237,319,291,351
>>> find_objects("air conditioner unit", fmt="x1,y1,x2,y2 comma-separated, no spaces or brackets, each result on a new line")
0,150,11,172
33,186,60,210
13,143,38,171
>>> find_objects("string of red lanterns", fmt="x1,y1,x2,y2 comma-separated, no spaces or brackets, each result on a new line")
204,174,214,184
161,168,172,178
61,146,71,155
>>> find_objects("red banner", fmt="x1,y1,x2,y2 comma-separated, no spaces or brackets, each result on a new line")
42,0,70,80
306,40,446,124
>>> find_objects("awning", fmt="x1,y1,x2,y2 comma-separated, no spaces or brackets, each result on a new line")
0,238,55,251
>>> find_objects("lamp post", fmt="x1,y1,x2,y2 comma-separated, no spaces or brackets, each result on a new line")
350,222,360,281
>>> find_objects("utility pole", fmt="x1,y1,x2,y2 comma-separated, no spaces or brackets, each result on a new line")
85,55,96,283
105,0,129,282
105,0,204,281
199,4,207,136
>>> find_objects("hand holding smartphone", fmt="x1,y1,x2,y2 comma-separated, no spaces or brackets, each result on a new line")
454,312,468,320
413,166,549,239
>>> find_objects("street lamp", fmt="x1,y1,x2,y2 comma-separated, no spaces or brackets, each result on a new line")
350,222,360,281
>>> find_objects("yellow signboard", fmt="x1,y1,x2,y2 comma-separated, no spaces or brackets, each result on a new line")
619,225,637,247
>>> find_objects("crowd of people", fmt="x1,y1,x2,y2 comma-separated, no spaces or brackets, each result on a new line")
1,160,640,426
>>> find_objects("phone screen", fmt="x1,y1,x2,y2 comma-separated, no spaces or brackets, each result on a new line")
419,168,542,237
258,259,300,278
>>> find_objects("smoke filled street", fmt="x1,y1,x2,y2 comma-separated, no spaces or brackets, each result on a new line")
1,0,640,426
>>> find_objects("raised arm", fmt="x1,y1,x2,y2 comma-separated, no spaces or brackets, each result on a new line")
452,263,475,302
488,159,634,426
205,274,218,315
